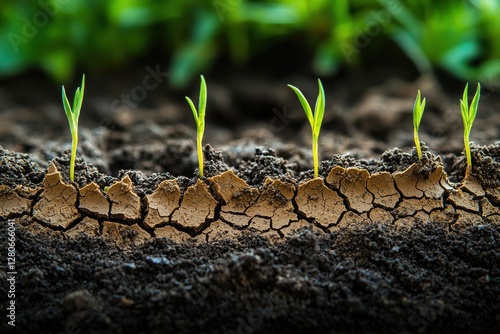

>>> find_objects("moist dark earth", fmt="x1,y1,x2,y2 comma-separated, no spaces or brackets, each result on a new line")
1,62,500,333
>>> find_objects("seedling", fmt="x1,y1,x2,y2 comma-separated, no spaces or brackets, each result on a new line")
62,74,85,182
413,90,426,161
185,75,207,179
288,79,325,178
460,82,481,175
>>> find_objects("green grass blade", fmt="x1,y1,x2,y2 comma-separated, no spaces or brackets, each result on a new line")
185,96,199,123
288,84,314,127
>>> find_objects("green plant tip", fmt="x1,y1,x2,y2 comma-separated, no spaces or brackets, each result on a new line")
62,74,85,182
288,78,325,178
413,90,426,161
460,82,480,176
185,75,207,179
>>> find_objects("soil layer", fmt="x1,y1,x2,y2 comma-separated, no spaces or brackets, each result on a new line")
1,71,499,333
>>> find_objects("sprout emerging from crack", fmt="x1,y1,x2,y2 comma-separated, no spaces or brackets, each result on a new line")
185,75,207,179
288,79,325,178
413,90,426,161
62,74,85,182
460,82,480,175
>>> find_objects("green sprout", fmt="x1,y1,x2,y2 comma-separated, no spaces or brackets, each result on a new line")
62,74,85,182
185,75,207,179
460,82,481,175
413,90,426,161
288,79,325,178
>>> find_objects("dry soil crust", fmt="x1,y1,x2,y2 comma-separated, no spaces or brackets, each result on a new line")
1,145,500,333
1,147,500,246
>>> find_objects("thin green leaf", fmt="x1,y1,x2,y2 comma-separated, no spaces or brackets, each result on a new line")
413,90,423,130
420,98,426,116
73,74,85,119
185,96,199,123
287,84,314,127
469,83,481,125
313,79,325,138
72,88,81,114
198,75,207,121
462,83,469,114
62,86,73,120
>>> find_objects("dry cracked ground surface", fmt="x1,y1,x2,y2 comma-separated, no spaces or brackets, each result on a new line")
1,71,500,333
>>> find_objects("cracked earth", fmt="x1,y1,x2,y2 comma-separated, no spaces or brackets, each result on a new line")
2,147,499,247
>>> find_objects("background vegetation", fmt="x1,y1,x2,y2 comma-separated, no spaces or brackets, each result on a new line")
1,0,499,87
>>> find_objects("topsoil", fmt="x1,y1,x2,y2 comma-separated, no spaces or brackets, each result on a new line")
0,62,499,333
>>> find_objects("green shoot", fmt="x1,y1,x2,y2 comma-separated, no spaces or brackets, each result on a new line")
288,79,325,178
413,90,426,161
460,82,481,175
185,75,207,179
62,74,85,182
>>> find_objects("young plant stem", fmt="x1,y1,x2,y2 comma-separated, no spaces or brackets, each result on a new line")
413,90,426,161
288,79,325,178
62,74,85,182
460,83,480,176
185,75,207,179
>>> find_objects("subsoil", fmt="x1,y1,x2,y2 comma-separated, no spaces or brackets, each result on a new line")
1,61,499,333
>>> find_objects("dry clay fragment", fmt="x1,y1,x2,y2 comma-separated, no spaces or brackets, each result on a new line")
295,178,345,228
366,172,400,209
451,210,483,231
66,217,100,239
480,198,500,219
460,175,485,197
209,170,259,212
102,221,150,247
172,179,218,232
33,164,79,229
155,225,191,243
0,185,33,218
79,182,109,219
326,167,373,213
196,220,240,243
394,164,446,199
209,171,259,228
144,180,181,229
107,175,141,221
368,207,394,224
486,186,500,205
245,178,298,230
447,189,479,213
332,211,369,231
395,198,443,217
280,219,311,237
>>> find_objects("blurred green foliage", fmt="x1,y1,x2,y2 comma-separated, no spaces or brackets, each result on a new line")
0,0,499,87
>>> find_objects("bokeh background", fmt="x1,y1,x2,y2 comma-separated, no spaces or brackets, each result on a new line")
1,0,500,86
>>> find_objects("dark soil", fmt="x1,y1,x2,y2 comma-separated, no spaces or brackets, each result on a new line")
1,221,499,334
1,65,500,333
